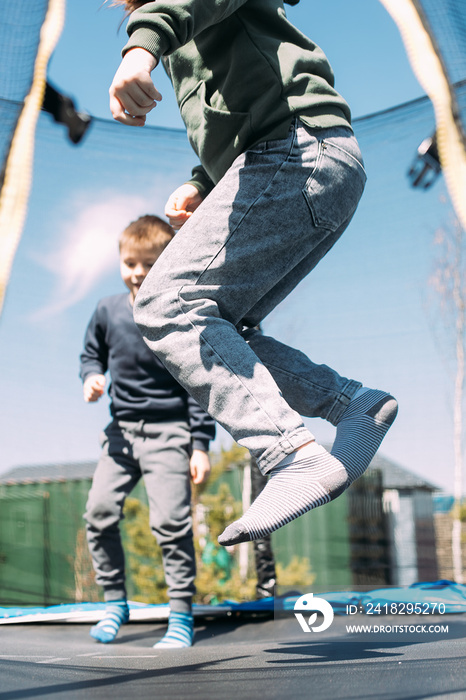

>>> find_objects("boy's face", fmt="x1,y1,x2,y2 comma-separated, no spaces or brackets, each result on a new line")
120,242,160,302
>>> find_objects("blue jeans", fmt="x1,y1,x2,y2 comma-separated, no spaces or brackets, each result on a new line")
134,119,367,473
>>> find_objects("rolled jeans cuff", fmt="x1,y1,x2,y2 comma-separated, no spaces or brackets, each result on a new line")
326,379,362,425
259,427,315,474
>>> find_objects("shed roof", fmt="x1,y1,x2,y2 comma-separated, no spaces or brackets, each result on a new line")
0,461,97,485
368,453,439,491
0,452,439,491
317,446,439,492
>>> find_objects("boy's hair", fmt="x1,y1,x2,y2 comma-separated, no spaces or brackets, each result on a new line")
108,0,149,12
119,214,174,253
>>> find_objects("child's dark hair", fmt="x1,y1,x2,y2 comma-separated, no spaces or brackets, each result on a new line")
119,214,174,252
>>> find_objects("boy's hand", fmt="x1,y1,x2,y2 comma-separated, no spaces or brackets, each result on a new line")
190,449,211,485
109,48,161,126
83,374,106,402
165,184,203,230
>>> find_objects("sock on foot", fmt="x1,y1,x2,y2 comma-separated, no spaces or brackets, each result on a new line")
218,443,347,546
153,611,194,649
331,387,398,485
90,600,129,643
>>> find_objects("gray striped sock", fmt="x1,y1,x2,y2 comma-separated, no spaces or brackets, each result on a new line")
218,444,347,546
331,388,398,485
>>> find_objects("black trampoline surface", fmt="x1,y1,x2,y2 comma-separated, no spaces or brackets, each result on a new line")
0,614,465,700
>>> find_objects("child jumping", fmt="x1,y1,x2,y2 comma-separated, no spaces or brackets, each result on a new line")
108,0,398,547
80,215,215,647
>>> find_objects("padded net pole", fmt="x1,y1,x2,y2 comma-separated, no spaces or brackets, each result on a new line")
378,0,466,231
0,0,65,316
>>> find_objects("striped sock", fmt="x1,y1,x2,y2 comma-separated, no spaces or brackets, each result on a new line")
331,388,398,485
218,443,347,546
90,600,129,644
153,611,194,649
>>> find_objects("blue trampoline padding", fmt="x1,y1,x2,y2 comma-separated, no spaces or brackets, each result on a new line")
313,581,466,615
1,603,115,617
357,581,466,614
1,581,465,622
276,581,466,615
0,599,273,623
0,601,170,623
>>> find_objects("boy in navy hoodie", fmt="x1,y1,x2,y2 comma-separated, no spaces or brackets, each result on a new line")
80,215,215,648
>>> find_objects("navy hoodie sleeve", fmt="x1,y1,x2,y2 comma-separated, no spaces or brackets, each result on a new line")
79,304,109,382
186,394,216,452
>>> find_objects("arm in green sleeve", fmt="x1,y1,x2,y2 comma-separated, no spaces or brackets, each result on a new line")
186,164,215,198
123,0,249,60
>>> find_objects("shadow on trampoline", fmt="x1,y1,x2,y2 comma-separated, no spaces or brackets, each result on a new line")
265,641,405,662
110,616,271,645
0,655,251,700
264,615,466,663
192,617,269,643
104,625,168,645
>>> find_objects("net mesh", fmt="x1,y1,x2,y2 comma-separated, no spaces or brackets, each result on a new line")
379,0,466,229
0,1,464,604
0,2,49,184
0,0,64,314
416,0,466,135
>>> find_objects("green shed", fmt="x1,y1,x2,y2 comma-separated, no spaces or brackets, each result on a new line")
0,462,99,605
0,456,390,606
215,459,388,590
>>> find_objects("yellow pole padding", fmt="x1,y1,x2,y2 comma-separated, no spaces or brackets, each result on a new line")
0,0,66,316
378,0,466,231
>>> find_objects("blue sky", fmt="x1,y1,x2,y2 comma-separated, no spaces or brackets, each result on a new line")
1,0,462,495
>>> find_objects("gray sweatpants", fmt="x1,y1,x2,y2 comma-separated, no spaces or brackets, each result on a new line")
84,419,195,613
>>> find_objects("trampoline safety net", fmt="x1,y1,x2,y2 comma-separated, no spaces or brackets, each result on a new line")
0,0,465,605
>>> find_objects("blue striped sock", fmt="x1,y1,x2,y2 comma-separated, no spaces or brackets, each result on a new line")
153,611,194,649
218,443,347,546
331,388,398,485
90,600,129,644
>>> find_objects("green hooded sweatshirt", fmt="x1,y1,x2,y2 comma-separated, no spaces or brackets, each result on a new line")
123,0,352,193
